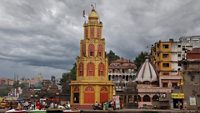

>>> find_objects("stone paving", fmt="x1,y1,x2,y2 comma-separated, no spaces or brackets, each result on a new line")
81,109,200,113
0,109,200,113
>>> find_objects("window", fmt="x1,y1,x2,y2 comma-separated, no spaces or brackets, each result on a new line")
163,63,169,67
109,75,111,80
178,45,181,48
163,44,169,49
88,44,95,57
172,83,178,88
98,44,103,57
178,54,181,57
87,62,95,76
98,63,105,76
162,82,168,87
134,95,141,102
73,87,80,103
157,53,160,57
157,44,160,48
189,74,195,81
152,95,159,101
143,95,150,102
163,54,169,58
79,63,84,76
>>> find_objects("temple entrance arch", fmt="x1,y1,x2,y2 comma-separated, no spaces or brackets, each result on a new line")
100,87,108,103
152,95,159,101
73,87,79,103
143,95,151,102
84,86,95,104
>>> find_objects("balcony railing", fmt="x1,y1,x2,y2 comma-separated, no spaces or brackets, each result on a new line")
108,72,136,76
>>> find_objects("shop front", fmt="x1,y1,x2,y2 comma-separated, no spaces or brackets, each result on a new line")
171,93,184,109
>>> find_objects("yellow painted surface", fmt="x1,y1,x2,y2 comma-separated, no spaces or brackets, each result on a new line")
70,8,114,106
171,93,184,99
151,41,174,75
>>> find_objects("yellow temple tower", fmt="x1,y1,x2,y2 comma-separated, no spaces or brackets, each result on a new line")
70,8,114,108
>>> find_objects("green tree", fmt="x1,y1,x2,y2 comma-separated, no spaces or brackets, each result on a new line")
19,83,29,89
106,50,120,64
13,81,19,88
0,85,10,96
134,51,148,70
60,63,76,94
69,63,76,80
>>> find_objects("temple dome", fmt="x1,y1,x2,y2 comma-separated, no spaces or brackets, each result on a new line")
89,9,98,19
135,58,158,83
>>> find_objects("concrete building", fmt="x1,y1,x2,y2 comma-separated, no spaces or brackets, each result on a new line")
150,36,200,109
108,58,137,91
179,36,200,60
150,39,182,89
180,48,200,110
70,8,114,109
108,58,137,108
0,78,14,86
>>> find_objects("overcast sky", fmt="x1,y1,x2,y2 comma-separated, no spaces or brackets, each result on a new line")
0,0,200,79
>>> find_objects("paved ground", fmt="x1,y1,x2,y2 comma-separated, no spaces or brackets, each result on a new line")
0,109,200,113
82,109,200,113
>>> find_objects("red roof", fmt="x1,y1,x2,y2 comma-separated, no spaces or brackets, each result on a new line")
186,48,200,60
109,58,137,69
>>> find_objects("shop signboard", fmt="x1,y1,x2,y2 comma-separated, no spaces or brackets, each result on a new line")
171,93,184,99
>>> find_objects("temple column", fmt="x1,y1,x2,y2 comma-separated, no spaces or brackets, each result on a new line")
80,85,84,104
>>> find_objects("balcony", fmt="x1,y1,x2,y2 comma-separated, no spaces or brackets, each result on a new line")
160,75,182,80
109,72,136,76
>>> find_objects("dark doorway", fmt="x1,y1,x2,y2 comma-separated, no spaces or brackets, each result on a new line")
173,99,183,109
73,93,79,103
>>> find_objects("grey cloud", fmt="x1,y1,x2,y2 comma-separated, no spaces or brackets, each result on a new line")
0,0,200,78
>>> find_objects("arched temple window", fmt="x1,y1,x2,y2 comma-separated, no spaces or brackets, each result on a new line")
88,44,95,57
143,95,151,102
79,63,84,76
134,95,141,102
98,63,105,76
98,44,103,57
73,87,79,103
87,62,95,76
152,95,159,101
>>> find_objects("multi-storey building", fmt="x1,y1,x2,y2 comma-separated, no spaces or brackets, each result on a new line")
108,58,137,91
70,8,114,109
180,48,200,110
150,36,200,109
179,36,200,60
150,39,182,89
108,58,137,108
0,78,14,86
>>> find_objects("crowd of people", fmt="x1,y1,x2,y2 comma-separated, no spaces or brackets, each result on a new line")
93,100,117,110
6,100,71,110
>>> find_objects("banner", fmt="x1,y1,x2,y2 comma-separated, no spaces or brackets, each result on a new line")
189,97,196,106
